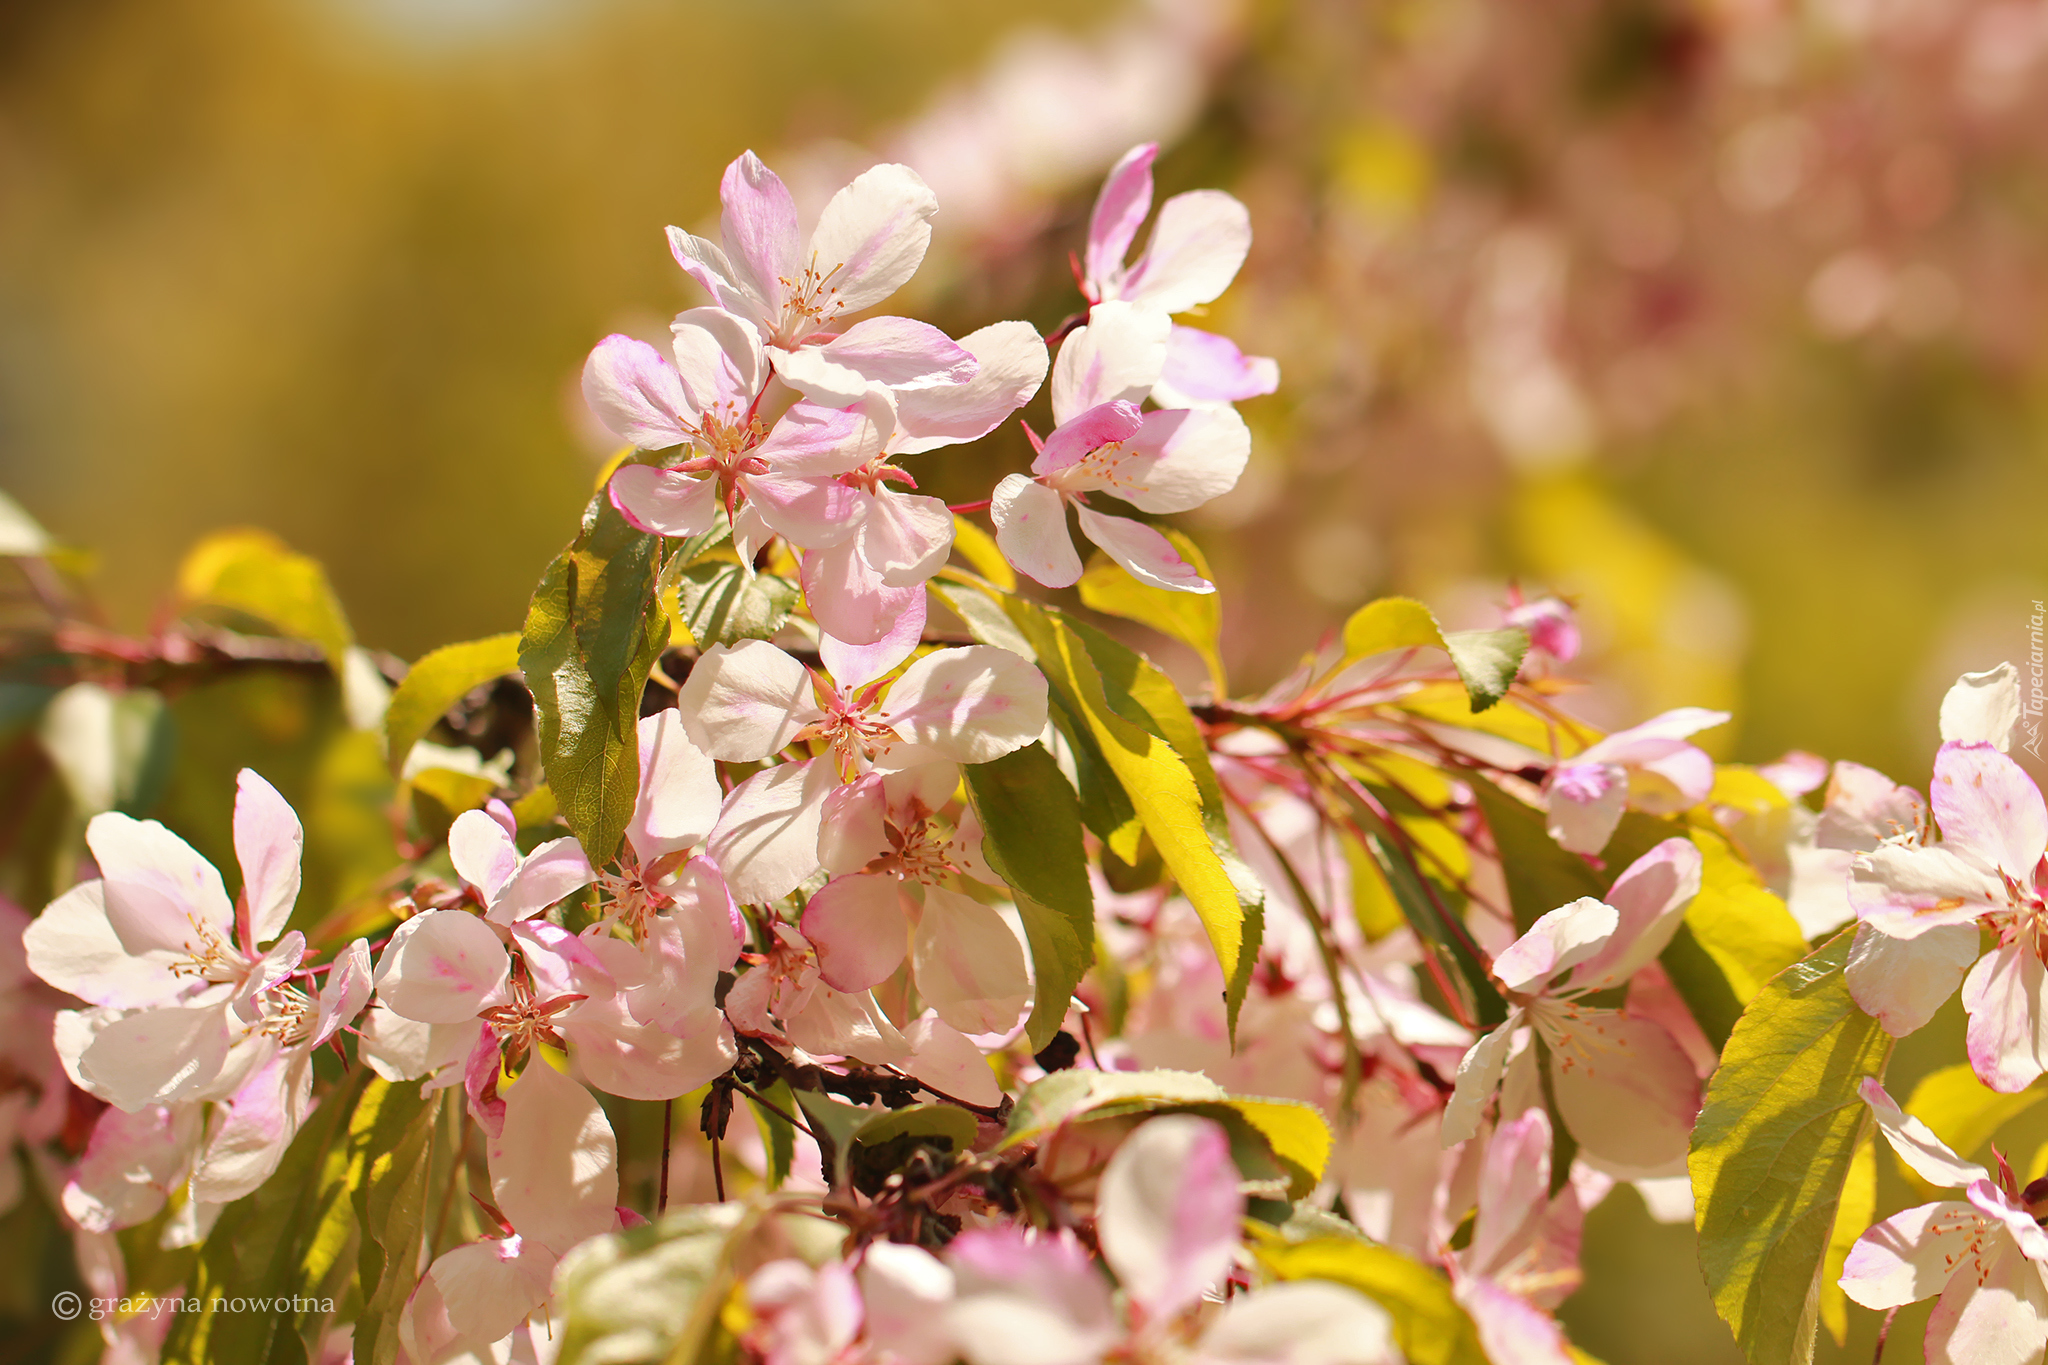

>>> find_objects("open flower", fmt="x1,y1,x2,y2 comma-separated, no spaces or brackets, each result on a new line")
1840,1079,2048,1365
30,770,324,1111
801,763,1029,1037
679,632,1047,904
798,320,1050,645
1082,142,1277,409
666,151,976,406
990,301,1249,592
1543,708,1730,855
1442,839,1704,1174
945,1114,1397,1365
592,307,884,555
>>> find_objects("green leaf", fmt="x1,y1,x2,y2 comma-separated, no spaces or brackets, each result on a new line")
1338,596,1528,713
349,1081,438,1365
965,743,1096,1051
162,1068,372,1365
382,633,522,776
675,561,799,647
1006,601,1263,1036
1078,531,1225,694
1819,1131,1875,1347
1690,930,1893,1365
520,494,670,866
177,529,353,667
929,576,1036,659
1253,1236,1489,1365
1005,1068,1229,1144
554,1204,750,1365
1901,1063,2048,1192
793,1089,874,1190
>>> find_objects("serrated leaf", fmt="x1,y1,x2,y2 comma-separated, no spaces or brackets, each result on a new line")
1339,596,1529,713
965,743,1096,1051
1252,1236,1489,1365
382,633,521,776
1690,930,1893,1365
929,575,1036,659
349,1080,438,1365
676,561,799,647
1005,601,1262,1037
1078,531,1225,694
519,494,669,866
177,528,353,666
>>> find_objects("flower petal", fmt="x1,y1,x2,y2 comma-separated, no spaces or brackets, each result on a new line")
801,541,927,648
718,150,803,320
1929,742,2048,882
858,491,955,588
901,1014,1002,1108
23,881,186,1009
809,163,939,315
490,837,596,925
1547,1011,1700,1172
189,1049,313,1204
87,813,234,957
669,306,765,416
802,874,912,992
1031,400,1145,477
233,769,303,948
1566,837,1703,992
891,321,1050,453
1198,1280,1396,1364
627,711,722,862
706,759,835,905
1073,506,1213,593
1941,664,2023,751
79,1005,235,1111
582,335,692,450
1851,843,2004,938
879,646,1050,765
1154,325,1280,408
1049,300,1170,420
909,886,1030,1036
1492,898,1618,995
373,910,509,1025
447,807,520,904
1098,1114,1243,1319
1846,922,1980,1039
676,640,823,762
1121,189,1251,314
1963,943,2048,1093
609,464,721,540
1544,765,1626,856
1859,1076,1990,1187
1085,143,1157,294
1111,404,1250,514
487,1057,618,1256
819,588,926,691
991,475,1082,589
1441,1018,1520,1148
63,1103,202,1233
1924,1231,2048,1365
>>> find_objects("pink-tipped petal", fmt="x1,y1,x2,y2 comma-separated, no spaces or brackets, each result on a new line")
1544,764,1627,856
1858,1076,1990,1187
582,335,693,450
1492,898,1618,995
374,910,509,1025
1567,838,1703,991
820,589,927,691
1031,400,1146,477
801,541,927,648
1155,325,1280,407
233,769,303,947
891,321,1051,454
1073,507,1213,593
1548,1011,1700,1172
1085,143,1158,292
1962,943,2048,1094
718,150,803,317
490,837,596,924
609,464,722,540
86,813,234,957
1929,743,2048,881
448,808,520,904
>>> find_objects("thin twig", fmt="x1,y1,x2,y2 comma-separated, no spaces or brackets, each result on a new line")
658,1098,673,1214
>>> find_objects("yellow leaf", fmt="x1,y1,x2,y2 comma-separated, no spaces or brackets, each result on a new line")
1397,681,1583,758
382,633,522,776
1253,1236,1489,1365
1340,597,1443,665
1226,1099,1332,1186
592,445,634,493
1078,531,1225,694
950,514,1015,590
178,528,353,666
1683,826,1809,1005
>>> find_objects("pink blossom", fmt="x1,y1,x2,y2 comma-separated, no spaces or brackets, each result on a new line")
1443,839,1704,1174
1840,1079,2048,1365
1449,1108,1598,1365
1542,707,1729,855
666,151,976,406
991,301,1249,592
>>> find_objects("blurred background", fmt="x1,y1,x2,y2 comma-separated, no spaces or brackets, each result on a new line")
3,1,2048,1358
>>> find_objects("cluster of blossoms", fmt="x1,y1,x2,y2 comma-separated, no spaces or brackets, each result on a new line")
7,138,2047,1365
